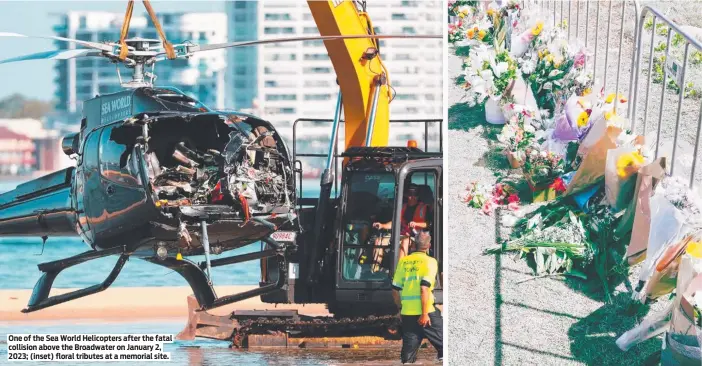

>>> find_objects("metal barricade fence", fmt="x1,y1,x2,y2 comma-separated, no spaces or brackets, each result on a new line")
521,1,702,188
526,0,641,116
629,6,702,187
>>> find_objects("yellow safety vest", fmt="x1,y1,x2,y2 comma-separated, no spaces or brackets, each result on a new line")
392,251,437,316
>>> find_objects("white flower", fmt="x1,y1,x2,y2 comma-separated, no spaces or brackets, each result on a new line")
520,59,536,75
540,150,548,157
492,62,509,77
548,69,562,78
523,123,536,134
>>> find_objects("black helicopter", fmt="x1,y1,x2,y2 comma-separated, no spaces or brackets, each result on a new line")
0,26,439,314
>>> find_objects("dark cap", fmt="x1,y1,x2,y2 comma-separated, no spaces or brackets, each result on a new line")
415,231,431,251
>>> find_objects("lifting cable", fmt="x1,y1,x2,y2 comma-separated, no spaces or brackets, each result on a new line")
118,0,176,61
357,9,393,102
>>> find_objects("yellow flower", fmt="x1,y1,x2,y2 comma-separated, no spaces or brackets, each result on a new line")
467,29,475,39
581,88,592,96
616,152,645,178
537,50,543,59
478,30,486,40
604,111,615,120
545,54,554,63
577,111,589,127
554,61,561,68
687,241,702,258
605,93,626,104
487,8,495,17
532,21,544,36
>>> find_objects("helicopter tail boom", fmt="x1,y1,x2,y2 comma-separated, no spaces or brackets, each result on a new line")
0,168,76,236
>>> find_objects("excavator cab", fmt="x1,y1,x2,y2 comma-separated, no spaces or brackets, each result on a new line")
330,149,443,316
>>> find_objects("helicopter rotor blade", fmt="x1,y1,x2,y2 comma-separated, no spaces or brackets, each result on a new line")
0,32,114,52
185,34,441,54
0,49,103,64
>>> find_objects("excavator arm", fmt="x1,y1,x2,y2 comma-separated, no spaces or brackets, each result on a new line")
307,0,390,148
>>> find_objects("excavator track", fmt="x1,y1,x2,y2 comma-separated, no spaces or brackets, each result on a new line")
231,314,401,348
177,295,403,349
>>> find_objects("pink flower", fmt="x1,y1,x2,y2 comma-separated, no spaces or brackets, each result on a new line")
482,201,493,215
508,193,520,204
494,183,504,197
574,51,586,68
508,202,519,211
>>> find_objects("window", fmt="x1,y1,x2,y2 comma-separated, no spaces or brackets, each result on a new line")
266,94,296,101
395,94,418,100
264,53,296,61
303,40,323,47
341,172,396,281
265,80,277,87
304,94,331,101
303,27,318,34
402,27,416,34
391,13,407,20
304,80,331,87
99,125,142,188
404,170,440,262
79,16,87,28
303,67,330,74
265,13,292,21
304,53,328,61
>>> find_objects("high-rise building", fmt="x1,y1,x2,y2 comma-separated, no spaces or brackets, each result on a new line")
53,11,227,113
226,1,443,150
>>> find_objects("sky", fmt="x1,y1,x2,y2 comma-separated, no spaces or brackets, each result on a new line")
0,1,225,101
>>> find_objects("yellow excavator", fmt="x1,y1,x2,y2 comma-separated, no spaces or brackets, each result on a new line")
178,0,444,347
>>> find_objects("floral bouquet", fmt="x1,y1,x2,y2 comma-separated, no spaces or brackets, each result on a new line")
463,181,520,215
510,19,545,58
462,46,518,123
524,148,567,201
498,104,538,167
486,207,589,276
448,21,465,44
521,27,576,115
448,0,478,18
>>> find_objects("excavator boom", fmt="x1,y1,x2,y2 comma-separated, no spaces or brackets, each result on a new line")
307,0,390,148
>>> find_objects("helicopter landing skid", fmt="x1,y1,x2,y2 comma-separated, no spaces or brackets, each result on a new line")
22,246,129,313
143,239,288,311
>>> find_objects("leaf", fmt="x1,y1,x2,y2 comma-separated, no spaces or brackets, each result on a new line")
549,251,561,274
565,269,588,280
535,247,546,274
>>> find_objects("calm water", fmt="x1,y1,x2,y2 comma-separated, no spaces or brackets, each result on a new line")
0,181,322,289
0,321,441,365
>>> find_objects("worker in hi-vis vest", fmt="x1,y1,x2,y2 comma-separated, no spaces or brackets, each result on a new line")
392,231,442,363
373,184,432,259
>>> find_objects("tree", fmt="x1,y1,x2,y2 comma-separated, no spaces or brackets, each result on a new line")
0,93,53,119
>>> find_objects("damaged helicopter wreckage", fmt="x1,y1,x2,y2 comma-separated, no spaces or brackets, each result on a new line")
0,87,300,312
114,111,297,257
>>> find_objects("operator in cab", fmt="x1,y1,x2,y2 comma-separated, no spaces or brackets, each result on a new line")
372,184,432,259
391,231,443,363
